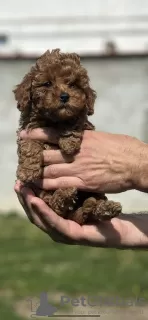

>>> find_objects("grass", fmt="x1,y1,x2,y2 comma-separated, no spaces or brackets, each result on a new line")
0,212,148,319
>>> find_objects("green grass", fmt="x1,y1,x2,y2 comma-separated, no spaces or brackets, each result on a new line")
0,212,148,319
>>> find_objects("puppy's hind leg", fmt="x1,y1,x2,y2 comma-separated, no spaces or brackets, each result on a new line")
81,197,122,223
94,199,122,221
69,196,122,225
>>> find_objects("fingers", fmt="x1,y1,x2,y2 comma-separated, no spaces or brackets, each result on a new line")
43,163,75,179
30,197,83,241
14,181,48,232
14,181,83,242
35,177,85,190
22,188,48,232
20,128,59,144
14,181,31,217
43,150,73,165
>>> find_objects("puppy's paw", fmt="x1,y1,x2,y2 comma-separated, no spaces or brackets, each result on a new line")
59,136,81,155
68,207,88,225
93,199,122,222
51,187,78,217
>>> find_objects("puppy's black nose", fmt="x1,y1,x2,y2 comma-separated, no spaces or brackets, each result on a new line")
60,92,69,103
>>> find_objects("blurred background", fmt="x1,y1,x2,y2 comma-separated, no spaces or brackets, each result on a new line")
0,0,148,319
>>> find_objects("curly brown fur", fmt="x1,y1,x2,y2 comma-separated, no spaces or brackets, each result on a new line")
13,49,122,225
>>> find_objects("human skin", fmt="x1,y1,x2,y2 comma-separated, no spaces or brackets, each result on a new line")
14,129,148,249
19,129,148,194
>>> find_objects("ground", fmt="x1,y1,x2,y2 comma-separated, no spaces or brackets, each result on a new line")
0,212,148,319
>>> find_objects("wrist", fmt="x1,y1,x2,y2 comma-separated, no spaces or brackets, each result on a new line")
132,141,148,192
118,213,148,249
80,213,148,249
100,214,148,249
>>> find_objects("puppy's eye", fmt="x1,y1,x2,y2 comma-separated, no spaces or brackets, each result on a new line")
42,81,52,87
69,82,77,88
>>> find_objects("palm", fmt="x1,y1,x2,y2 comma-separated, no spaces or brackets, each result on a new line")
33,198,86,243
15,182,122,247
35,198,116,246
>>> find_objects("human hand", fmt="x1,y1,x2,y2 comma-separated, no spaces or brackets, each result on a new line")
14,181,148,249
20,128,148,193
14,180,126,247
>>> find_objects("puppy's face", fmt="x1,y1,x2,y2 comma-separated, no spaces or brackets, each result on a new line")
14,50,96,122
32,59,88,121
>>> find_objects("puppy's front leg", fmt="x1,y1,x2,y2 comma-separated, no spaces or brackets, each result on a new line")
59,131,82,156
17,139,44,182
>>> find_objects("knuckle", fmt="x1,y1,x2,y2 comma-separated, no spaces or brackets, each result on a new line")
43,150,52,164
46,154,52,164
60,178,68,188
47,166,58,178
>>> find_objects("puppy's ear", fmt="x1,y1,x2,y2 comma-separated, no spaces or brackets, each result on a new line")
13,73,32,111
86,87,97,116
